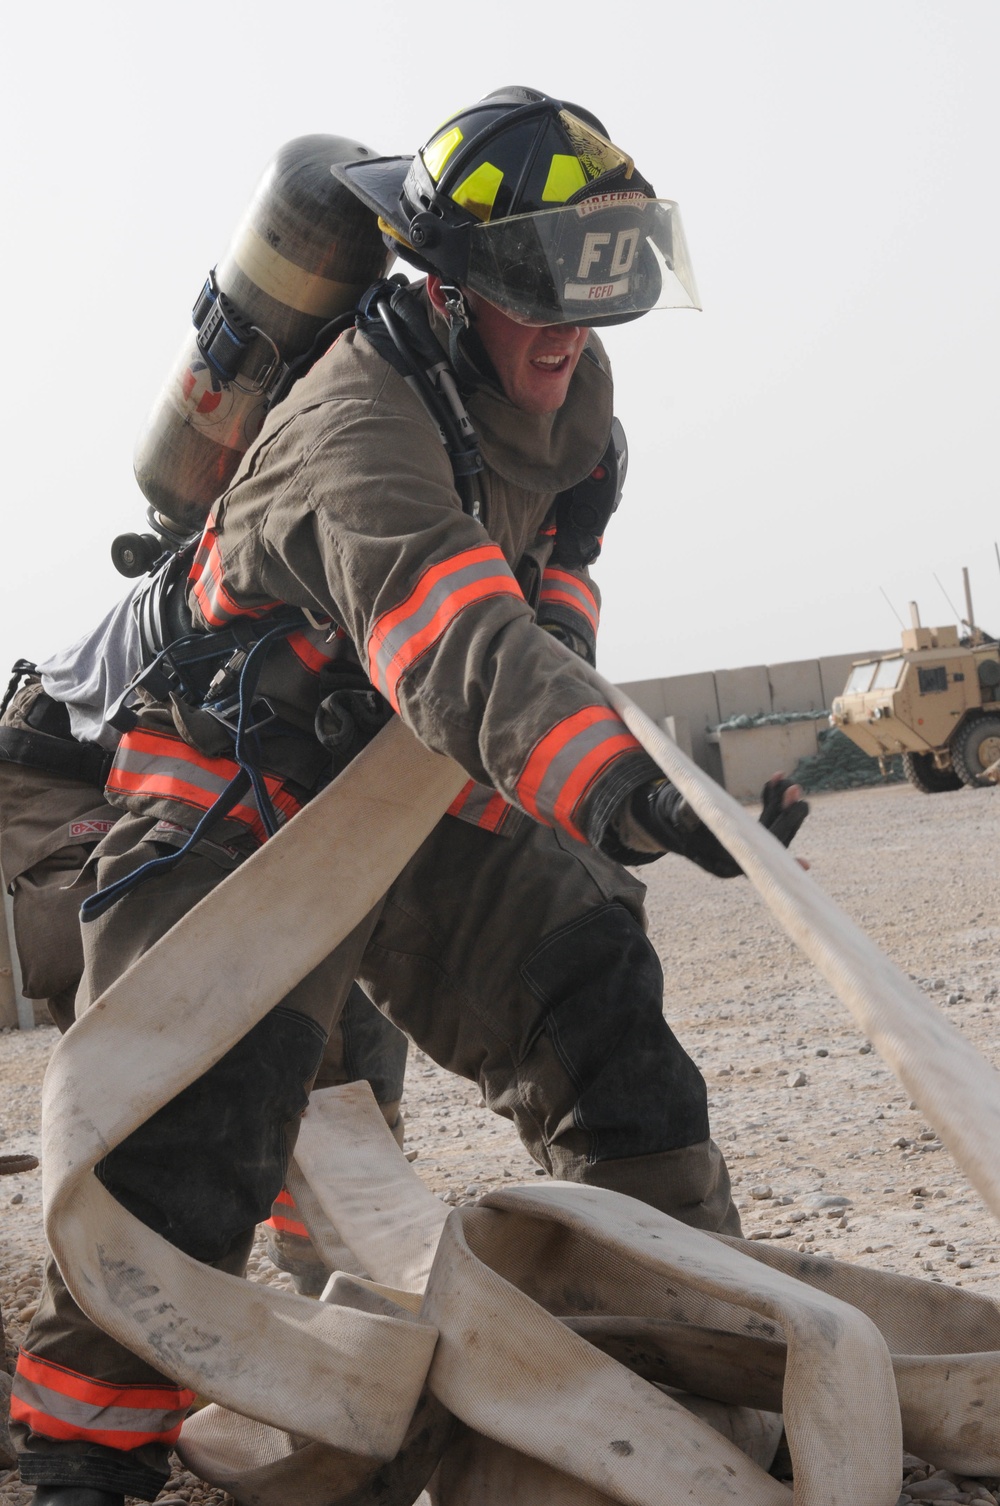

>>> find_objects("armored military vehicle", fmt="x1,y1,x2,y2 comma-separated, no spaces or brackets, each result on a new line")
830,622,1000,793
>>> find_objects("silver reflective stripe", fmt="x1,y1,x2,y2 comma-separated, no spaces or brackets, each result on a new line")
373,554,513,692
542,573,598,624
453,781,514,833
111,746,231,802
12,1374,186,1438
530,715,623,822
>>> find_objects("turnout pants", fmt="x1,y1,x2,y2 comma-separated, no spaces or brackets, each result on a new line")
13,808,738,1498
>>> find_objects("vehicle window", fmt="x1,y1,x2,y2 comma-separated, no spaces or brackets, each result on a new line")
844,663,876,693
871,657,904,691
917,665,948,694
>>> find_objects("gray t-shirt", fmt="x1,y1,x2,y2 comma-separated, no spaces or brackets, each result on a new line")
38,583,145,751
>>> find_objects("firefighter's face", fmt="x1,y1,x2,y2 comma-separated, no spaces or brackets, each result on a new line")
466,291,589,414
428,276,588,415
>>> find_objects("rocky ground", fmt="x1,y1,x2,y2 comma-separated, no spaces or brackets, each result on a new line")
1,778,998,1504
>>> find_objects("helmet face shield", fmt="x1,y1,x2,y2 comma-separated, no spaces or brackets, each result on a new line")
464,197,700,326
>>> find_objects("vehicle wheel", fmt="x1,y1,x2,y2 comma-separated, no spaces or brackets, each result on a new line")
900,751,963,794
951,714,1000,788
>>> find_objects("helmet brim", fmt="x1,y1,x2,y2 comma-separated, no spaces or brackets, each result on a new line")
330,156,414,235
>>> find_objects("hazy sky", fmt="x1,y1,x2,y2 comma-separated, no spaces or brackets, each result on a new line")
3,0,998,690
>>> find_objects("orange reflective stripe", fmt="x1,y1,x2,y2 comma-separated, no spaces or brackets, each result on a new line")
517,705,640,839
475,790,511,832
107,728,301,844
368,545,523,710
448,780,512,833
539,567,600,634
447,780,475,818
265,1212,311,1238
286,628,338,674
266,1185,309,1237
550,729,638,836
189,525,275,629
12,1351,194,1449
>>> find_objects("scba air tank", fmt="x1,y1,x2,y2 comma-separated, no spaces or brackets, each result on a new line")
133,135,390,532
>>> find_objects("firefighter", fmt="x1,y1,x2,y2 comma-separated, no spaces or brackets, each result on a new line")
12,87,807,1505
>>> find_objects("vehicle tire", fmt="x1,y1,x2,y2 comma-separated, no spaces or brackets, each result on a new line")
900,751,963,794
951,714,1000,788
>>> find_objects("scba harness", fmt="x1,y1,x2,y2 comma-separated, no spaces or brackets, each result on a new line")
80,279,629,917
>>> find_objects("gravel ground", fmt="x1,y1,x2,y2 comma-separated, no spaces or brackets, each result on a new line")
1,778,998,1504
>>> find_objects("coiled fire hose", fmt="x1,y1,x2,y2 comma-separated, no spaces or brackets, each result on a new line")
39,684,1000,1504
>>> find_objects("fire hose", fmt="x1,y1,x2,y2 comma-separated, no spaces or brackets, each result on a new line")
40,690,1000,1504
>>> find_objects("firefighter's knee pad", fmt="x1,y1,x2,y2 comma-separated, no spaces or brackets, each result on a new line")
96,1005,327,1263
521,902,709,1162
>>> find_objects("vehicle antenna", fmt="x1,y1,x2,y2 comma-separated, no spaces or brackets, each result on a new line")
933,573,961,622
962,566,981,645
879,587,904,628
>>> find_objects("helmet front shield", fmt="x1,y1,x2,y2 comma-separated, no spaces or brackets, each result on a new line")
464,197,700,326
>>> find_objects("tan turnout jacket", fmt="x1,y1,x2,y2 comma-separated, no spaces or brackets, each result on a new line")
107,290,655,847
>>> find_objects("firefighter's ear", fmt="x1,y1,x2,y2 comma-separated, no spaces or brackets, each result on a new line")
426,275,446,314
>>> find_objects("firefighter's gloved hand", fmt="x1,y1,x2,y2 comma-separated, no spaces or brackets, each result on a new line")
756,773,810,851
626,774,809,877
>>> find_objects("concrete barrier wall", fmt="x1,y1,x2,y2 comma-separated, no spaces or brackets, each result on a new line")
0,890,32,1030
715,665,772,722
618,671,722,780
709,721,823,802
768,659,825,714
618,646,889,797
0,901,18,1029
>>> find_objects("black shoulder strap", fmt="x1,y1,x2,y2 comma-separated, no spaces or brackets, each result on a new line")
264,308,359,414
356,279,484,518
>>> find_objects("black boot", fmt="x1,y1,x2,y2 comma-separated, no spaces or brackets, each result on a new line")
31,1489,125,1506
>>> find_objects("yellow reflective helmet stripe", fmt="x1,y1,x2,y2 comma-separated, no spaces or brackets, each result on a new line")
451,161,504,222
541,153,588,203
423,127,463,181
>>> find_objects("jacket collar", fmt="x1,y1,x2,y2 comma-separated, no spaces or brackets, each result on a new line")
422,288,614,493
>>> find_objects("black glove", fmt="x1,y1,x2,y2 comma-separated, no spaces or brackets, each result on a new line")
630,775,809,878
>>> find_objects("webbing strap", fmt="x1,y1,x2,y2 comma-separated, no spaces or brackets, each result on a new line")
0,725,112,788
0,659,37,718
79,767,253,922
